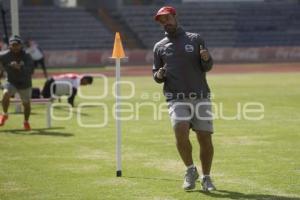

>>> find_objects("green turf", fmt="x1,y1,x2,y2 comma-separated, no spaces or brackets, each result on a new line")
0,72,299,200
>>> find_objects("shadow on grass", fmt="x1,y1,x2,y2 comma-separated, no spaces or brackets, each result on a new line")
10,111,39,115
0,127,73,137
187,189,300,200
125,176,181,182
53,106,89,116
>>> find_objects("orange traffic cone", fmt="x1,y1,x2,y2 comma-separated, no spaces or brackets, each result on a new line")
111,32,126,59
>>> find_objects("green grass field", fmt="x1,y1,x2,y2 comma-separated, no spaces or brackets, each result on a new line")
0,72,299,200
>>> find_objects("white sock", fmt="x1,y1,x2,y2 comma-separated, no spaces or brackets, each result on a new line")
187,164,195,169
202,174,210,178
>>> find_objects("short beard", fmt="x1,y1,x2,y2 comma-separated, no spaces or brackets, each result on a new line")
164,24,177,34
11,48,21,54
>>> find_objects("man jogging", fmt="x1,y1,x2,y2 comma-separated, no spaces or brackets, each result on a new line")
0,35,34,130
153,6,216,191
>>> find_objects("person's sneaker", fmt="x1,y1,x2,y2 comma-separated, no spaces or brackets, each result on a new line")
23,121,31,131
182,167,199,190
201,175,216,192
0,115,8,126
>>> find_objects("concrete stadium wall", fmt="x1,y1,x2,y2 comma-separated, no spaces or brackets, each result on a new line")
44,47,300,67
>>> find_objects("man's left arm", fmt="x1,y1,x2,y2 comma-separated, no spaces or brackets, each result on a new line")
196,35,213,72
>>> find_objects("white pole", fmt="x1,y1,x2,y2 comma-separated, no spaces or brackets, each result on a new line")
116,0,123,11
10,0,21,117
10,0,20,36
46,102,51,128
115,58,122,177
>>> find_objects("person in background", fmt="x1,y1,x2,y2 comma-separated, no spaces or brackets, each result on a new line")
0,37,8,51
42,73,93,107
0,37,8,86
25,39,48,78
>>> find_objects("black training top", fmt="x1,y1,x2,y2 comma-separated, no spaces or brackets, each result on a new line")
0,50,34,89
153,27,213,101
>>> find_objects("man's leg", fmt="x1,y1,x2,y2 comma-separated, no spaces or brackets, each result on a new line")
195,131,214,175
22,101,31,122
175,122,199,190
196,131,216,191
18,88,32,130
174,122,193,166
22,101,31,130
0,91,11,126
39,58,48,78
32,60,38,75
67,88,77,107
2,90,11,114
169,101,199,190
0,84,16,126
42,78,55,98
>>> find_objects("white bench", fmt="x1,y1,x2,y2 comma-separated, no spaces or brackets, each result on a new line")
7,98,53,128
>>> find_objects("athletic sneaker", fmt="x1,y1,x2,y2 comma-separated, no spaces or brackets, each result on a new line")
0,115,8,126
201,175,216,192
23,121,31,131
182,167,199,190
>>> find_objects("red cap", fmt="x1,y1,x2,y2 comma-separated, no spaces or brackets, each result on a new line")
154,6,176,21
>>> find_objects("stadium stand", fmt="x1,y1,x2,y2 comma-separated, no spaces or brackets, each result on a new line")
120,1,300,48
0,6,114,50
0,1,299,50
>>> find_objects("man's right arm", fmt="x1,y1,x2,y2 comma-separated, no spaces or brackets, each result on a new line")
0,56,4,86
152,43,166,83
0,54,5,75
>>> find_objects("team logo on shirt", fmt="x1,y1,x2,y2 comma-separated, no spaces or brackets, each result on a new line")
185,44,194,53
